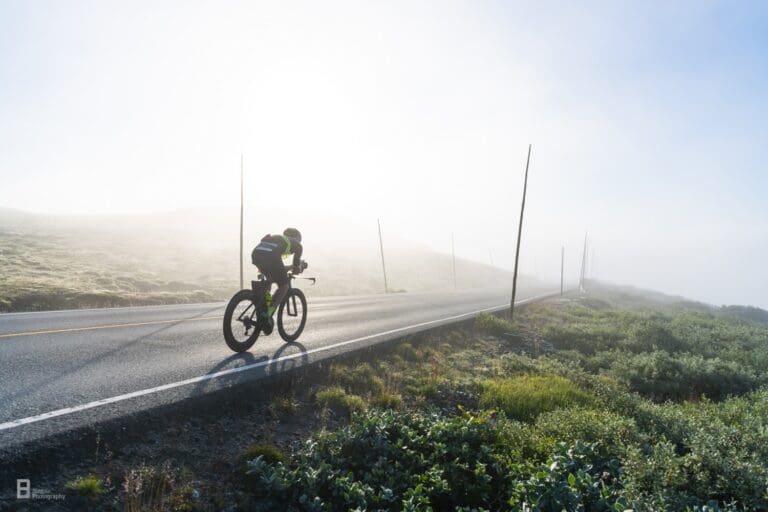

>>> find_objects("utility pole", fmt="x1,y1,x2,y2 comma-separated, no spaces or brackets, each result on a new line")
377,218,389,294
239,154,244,290
560,246,565,295
510,144,532,318
451,232,457,289
579,232,588,292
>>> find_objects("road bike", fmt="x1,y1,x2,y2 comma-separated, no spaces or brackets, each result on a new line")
222,262,314,352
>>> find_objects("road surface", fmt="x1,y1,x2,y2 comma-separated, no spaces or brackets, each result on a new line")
0,287,549,449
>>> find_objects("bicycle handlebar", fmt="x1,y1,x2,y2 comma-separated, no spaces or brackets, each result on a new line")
287,260,315,284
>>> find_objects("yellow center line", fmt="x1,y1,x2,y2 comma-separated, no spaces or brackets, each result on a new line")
0,315,222,339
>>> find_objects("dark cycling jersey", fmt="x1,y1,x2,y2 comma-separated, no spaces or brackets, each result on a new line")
251,234,303,269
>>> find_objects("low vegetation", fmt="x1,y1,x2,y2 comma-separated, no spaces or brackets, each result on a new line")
479,374,594,420
315,386,367,416
33,285,768,510
65,474,104,498
240,288,768,510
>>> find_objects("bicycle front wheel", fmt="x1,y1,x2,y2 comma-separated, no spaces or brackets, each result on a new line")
223,289,261,352
277,288,307,343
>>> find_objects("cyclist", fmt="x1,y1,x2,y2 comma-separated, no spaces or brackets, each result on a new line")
251,228,304,327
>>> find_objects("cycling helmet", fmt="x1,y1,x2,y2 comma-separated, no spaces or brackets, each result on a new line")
283,227,302,242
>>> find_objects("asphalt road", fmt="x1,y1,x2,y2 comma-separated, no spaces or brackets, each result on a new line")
0,286,549,449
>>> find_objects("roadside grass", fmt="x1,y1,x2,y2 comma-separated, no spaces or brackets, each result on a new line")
369,390,402,409
475,312,517,336
328,362,385,396
479,374,594,420
123,464,174,512
268,395,300,417
315,386,367,416
240,443,285,465
65,474,104,497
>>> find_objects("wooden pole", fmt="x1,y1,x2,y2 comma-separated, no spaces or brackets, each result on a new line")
378,218,389,293
510,144,532,318
579,232,588,291
239,154,244,290
452,232,457,289
560,246,565,295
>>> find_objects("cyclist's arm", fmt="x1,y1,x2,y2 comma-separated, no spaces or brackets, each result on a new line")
291,240,303,269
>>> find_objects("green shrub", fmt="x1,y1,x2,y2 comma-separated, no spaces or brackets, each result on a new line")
499,353,541,375
245,410,633,511
542,321,626,354
609,351,758,401
370,390,402,409
315,386,366,415
240,443,285,464
479,375,593,420
396,342,420,361
269,395,298,417
625,319,687,353
412,377,442,398
533,407,641,459
329,362,385,395
622,441,689,509
475,313,515,336
65,475,104,497
508,441,628,511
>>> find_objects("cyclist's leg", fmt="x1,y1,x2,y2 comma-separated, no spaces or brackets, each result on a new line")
270,267,290,317
253,253,288,317
251,253,274,315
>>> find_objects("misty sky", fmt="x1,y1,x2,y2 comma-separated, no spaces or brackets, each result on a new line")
1,1,767,308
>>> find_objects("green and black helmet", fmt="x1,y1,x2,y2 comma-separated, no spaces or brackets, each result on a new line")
283,227,302,242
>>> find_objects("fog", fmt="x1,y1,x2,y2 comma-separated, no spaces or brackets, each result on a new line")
0,206,550,305
1,1,767,307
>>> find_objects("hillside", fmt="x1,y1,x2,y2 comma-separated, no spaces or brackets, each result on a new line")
0,208,542,312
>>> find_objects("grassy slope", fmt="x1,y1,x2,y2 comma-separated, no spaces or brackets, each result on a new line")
52,285,768,511
0,208,535,312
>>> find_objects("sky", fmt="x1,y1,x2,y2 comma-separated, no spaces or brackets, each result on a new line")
1,0,767,307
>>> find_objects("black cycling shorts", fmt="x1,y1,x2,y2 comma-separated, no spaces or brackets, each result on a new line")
251,251,288,286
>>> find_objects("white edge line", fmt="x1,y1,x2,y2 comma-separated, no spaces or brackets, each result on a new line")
0,292,558,432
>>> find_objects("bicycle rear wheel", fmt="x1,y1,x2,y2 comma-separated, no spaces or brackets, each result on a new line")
223,289,261,352
277,288,307,343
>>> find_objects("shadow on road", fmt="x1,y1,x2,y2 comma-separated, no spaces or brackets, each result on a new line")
191,341,310,396
269,341,310,375
190,351,267,396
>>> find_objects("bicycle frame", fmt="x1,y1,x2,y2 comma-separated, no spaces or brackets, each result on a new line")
250,270,315,316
